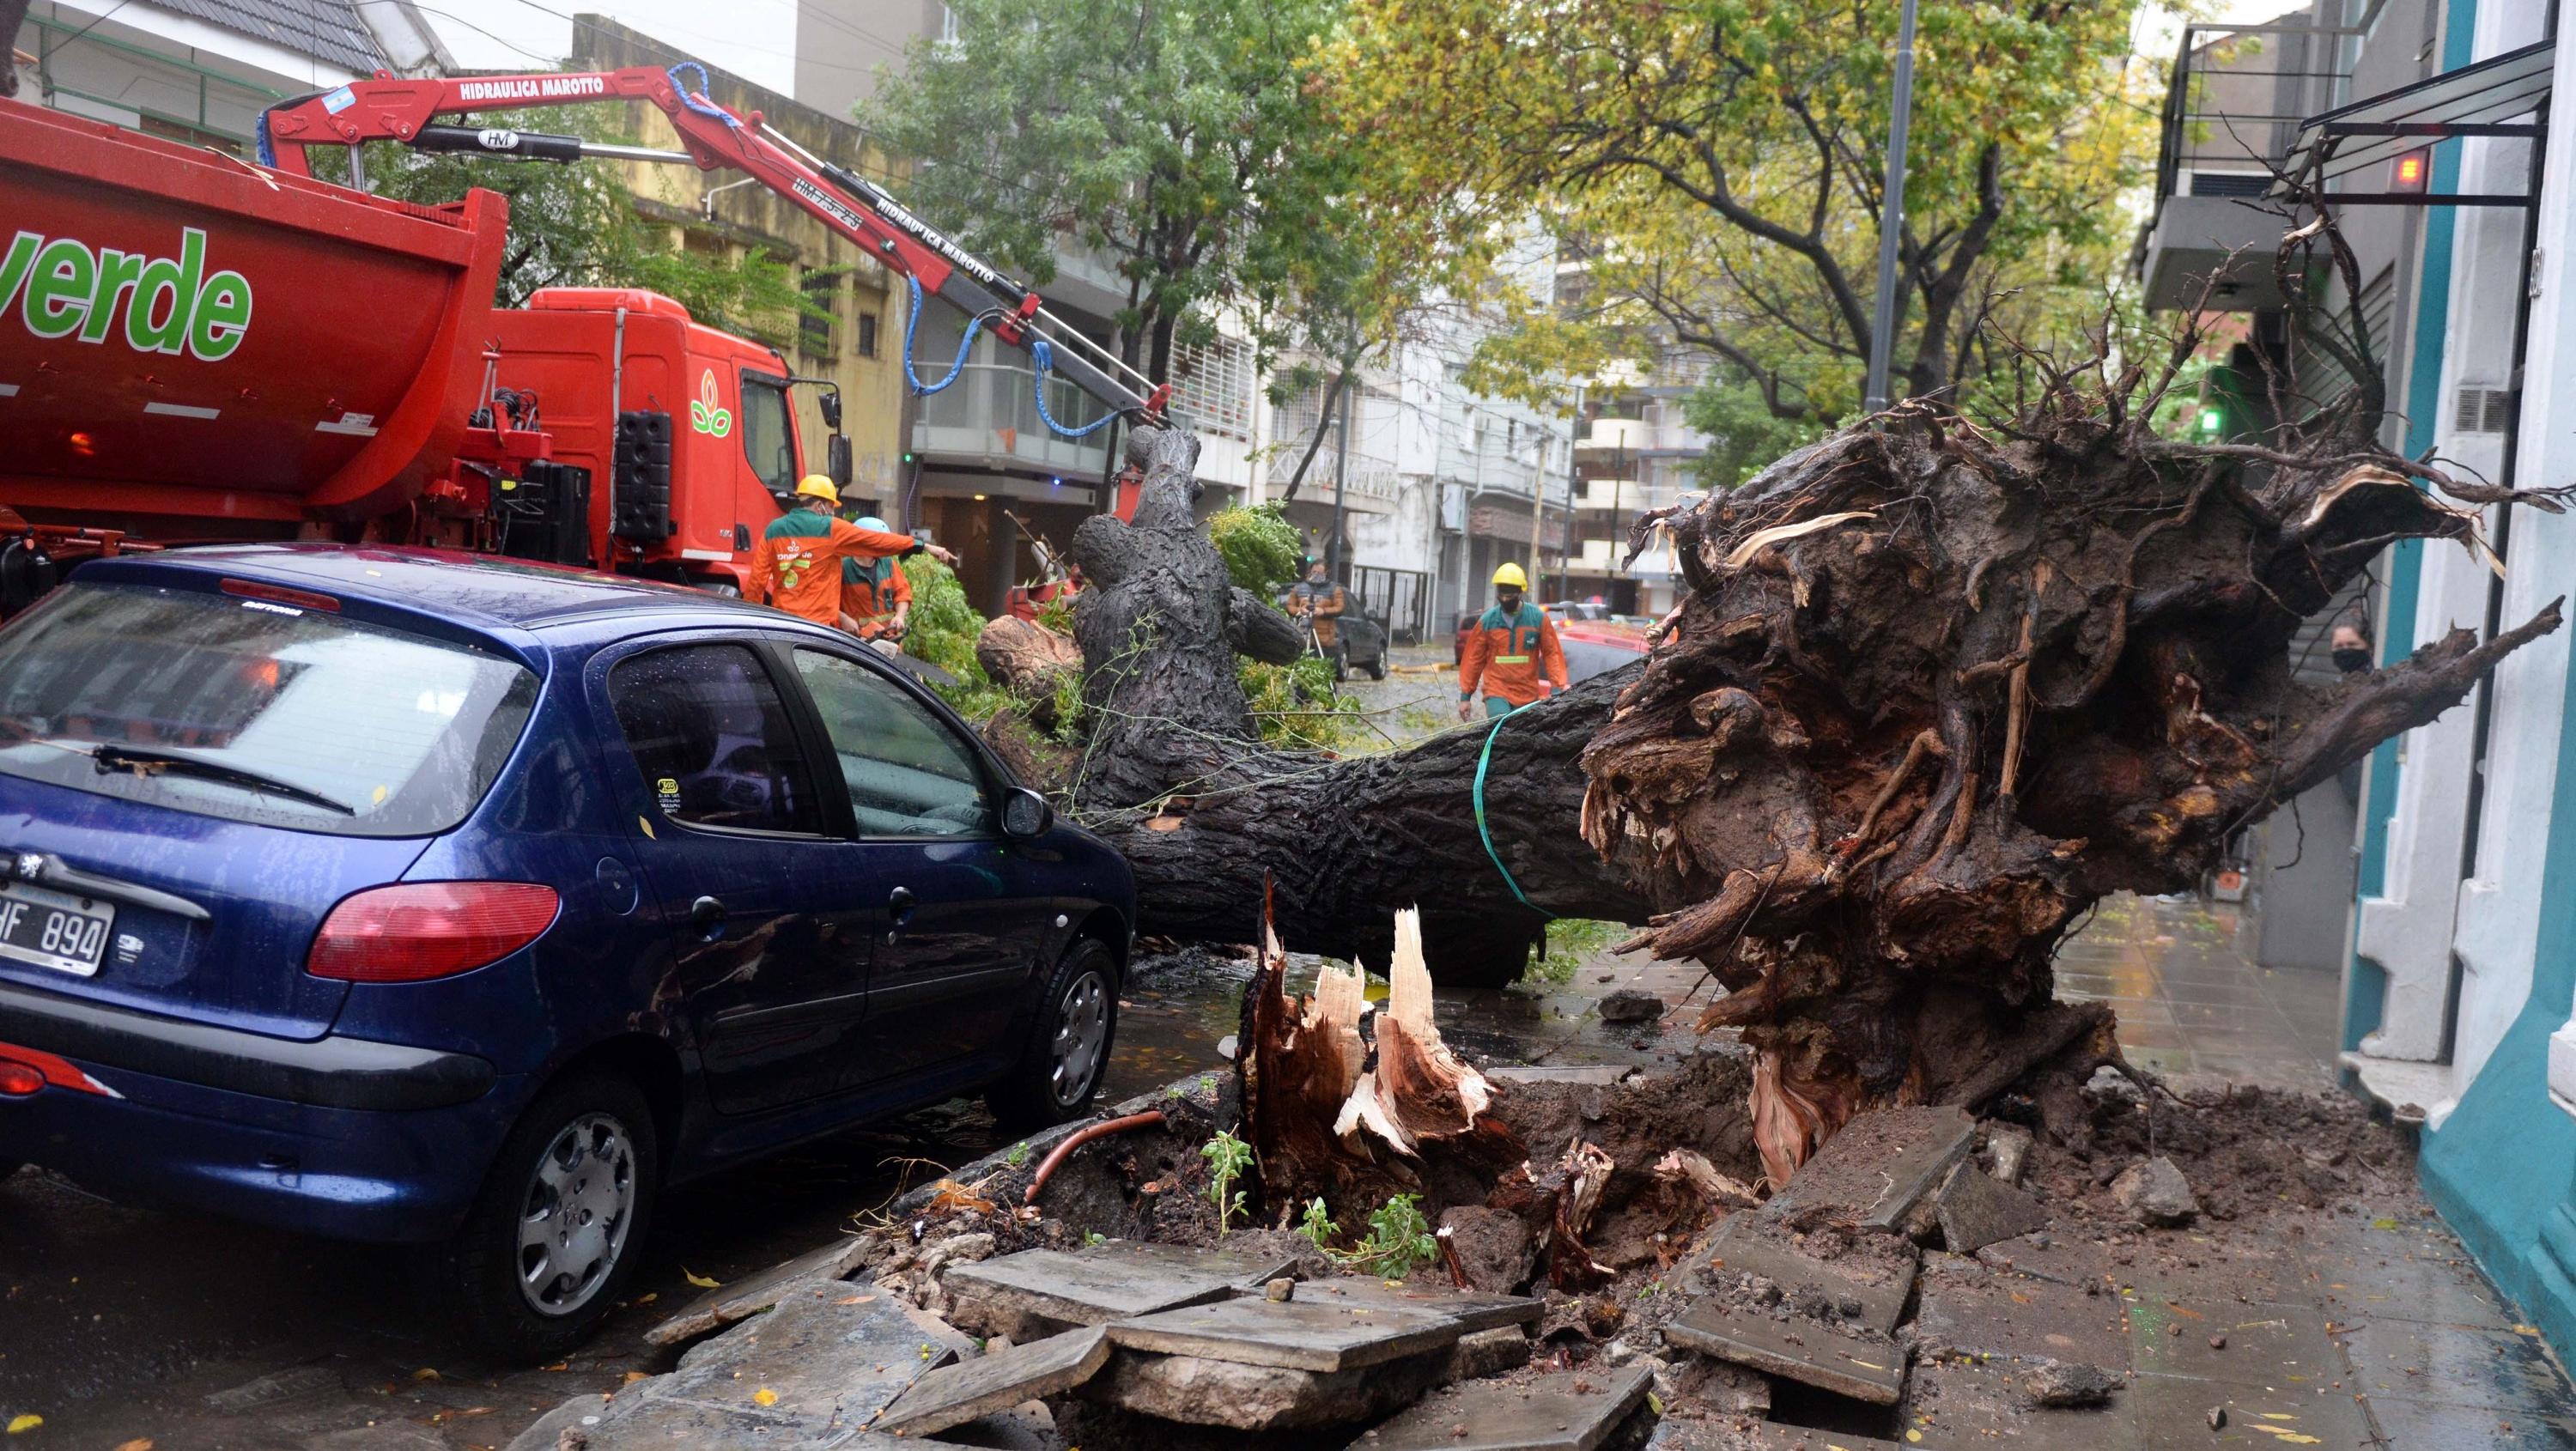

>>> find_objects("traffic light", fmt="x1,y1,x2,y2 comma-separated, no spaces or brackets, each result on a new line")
2196,405,2226,437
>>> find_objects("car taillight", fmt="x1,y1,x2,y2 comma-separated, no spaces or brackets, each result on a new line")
307,883,560,983
0,1061,42,1096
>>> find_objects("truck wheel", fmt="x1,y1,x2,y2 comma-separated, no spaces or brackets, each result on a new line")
442,1074,659,1363
988,937,1120,1131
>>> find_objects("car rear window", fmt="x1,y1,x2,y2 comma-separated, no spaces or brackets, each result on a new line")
0,583,538,837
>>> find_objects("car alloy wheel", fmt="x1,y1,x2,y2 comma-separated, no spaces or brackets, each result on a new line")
1049,968,1109,1108
515,1111,637,1317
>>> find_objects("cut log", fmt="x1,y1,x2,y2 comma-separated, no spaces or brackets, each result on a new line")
977,615,1083,703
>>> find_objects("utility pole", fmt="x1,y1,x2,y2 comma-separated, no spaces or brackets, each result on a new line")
1328,369,1353,581
1561,395,1583,598
1862,0,1920,415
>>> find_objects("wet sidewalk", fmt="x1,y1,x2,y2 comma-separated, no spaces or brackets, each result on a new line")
2053,895,2346,1090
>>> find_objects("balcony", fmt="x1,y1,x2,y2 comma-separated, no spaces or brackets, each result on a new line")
2136,19,2359,312
911,360,1115,478
1265,386,1403,511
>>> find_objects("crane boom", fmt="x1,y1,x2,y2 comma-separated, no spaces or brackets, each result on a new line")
257,63,1170,428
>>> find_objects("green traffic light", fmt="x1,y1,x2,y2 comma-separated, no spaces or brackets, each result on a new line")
2196,407,2224,436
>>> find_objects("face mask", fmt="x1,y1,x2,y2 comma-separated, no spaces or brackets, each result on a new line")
2333,647,2372,674
1498,591,1522,613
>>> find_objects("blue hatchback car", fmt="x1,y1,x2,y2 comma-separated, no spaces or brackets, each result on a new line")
0,544,1133,1357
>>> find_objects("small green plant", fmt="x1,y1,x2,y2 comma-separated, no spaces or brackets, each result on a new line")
1296,1197,1340,1253
1348,1193,1437,1278
1005,1140,1030,1169
1200,1130,1253,1236
1526,919,1626,986
1084,1231,1107,1247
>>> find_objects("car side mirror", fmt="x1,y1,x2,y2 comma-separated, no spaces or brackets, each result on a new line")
1002,786,1054,840
828,434,854,490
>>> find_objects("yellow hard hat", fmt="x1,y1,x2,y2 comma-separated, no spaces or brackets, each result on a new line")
795,475,840,504
1492,562,1528,589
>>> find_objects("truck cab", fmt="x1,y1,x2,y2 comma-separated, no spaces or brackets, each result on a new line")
493,288,835,595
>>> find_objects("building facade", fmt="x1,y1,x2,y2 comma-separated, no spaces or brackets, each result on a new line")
2138,0,2576,1362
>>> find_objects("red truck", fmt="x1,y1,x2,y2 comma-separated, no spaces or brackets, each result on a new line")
0,63,1169,604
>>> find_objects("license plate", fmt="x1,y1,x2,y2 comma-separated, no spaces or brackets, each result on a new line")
0,881,115,977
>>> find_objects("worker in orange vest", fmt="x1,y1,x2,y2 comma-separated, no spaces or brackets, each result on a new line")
1459,562,1567,720
750,477,954,628
838,514,914,647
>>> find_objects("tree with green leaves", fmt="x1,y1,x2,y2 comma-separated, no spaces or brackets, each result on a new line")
359,108,808,338
1317,0,2153,428
856,0,1405,390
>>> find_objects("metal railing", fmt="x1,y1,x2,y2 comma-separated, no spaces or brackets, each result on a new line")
1346,564,1436,645
2151,20,2360,217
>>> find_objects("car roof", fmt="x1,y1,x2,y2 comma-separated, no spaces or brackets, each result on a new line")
75,543,793,633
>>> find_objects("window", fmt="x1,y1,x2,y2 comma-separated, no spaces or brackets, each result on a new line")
739,372,797,494
610,645,819,834
0,584,536,837
1170,334,1253,440
856,311,880,359
799,272,838,360
793,650,991,836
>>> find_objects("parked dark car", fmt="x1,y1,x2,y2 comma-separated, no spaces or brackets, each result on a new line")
0,546,1134,1357
1336,612,1388,681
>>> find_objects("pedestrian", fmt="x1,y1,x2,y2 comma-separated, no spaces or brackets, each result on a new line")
2330,622,2373,673
1458,562,1567,720
838,514,914,653
750,477,955,628
1285,558,1349,658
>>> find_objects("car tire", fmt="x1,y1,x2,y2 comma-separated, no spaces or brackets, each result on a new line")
441,1073,659,1363
988,937,1121,1132
1366,655,1388,681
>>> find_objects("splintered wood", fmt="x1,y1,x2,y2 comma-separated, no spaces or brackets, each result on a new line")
1239,901,1510,1204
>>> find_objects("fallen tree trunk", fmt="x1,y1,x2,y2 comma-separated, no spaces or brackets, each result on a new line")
1054,234,2569,1176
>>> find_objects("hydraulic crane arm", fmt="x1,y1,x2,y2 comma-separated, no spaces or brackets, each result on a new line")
258,63,1170,428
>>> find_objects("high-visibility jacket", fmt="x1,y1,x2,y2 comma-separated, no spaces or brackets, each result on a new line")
1460,603,1568,708
748,513,921,626
841,557,914,639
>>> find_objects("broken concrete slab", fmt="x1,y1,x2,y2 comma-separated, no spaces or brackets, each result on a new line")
1352,1363,1654,1451
1933,1163,2048,1254
1696,1216,1917,1336
944,1238,1299,1331
1106,1292,1458,1371
1760,1105,1975,1233
1904,1357,2129,1451
1283,1274,1544,1333
1984,1124,2032,1187
1443,1324,1534,1381
873,1325,1111,1437
644,1234,871,1348
1081,1344,1451,1430
1485,1066,1636,1086
1971,1230,2108,1290
1912,1255,2129,1369
1662,1300,1906,1405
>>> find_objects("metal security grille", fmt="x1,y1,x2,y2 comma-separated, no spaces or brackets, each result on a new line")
1170,336,1254,440
2454,385,2514,434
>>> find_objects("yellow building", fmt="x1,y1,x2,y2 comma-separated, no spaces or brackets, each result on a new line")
573,17,907,517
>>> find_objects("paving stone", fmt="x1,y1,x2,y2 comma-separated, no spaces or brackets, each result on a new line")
2338,1316,2576,1414
2365,1391,2576,1448
645,1235,869,1348
1904,1356,2135,1451
1106,1292,1459,1371
1662,1300,1906,1405
945,1238,1299,1328
1912,1255,2129,1369
1084,1343,1451,1430
1761,1105,1975,1233
1443,1324,1535,1381
2122,1291,2341,1390
1485,1066,1636,1086
1971,1231,2111,1290
1933,1163,2048,1254
1352,1363,1654,1450
1285,1274,1545,1333
2121,1373,2372,1449
1696,1217,1917,1336
873,1325,1111,1436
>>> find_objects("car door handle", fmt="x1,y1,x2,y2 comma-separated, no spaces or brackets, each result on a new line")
887,886,917,923
690,895,727,937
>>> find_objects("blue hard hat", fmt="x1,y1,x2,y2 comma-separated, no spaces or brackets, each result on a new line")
855,515,890,531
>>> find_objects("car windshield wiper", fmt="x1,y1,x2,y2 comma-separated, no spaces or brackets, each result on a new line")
87,744,357,816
